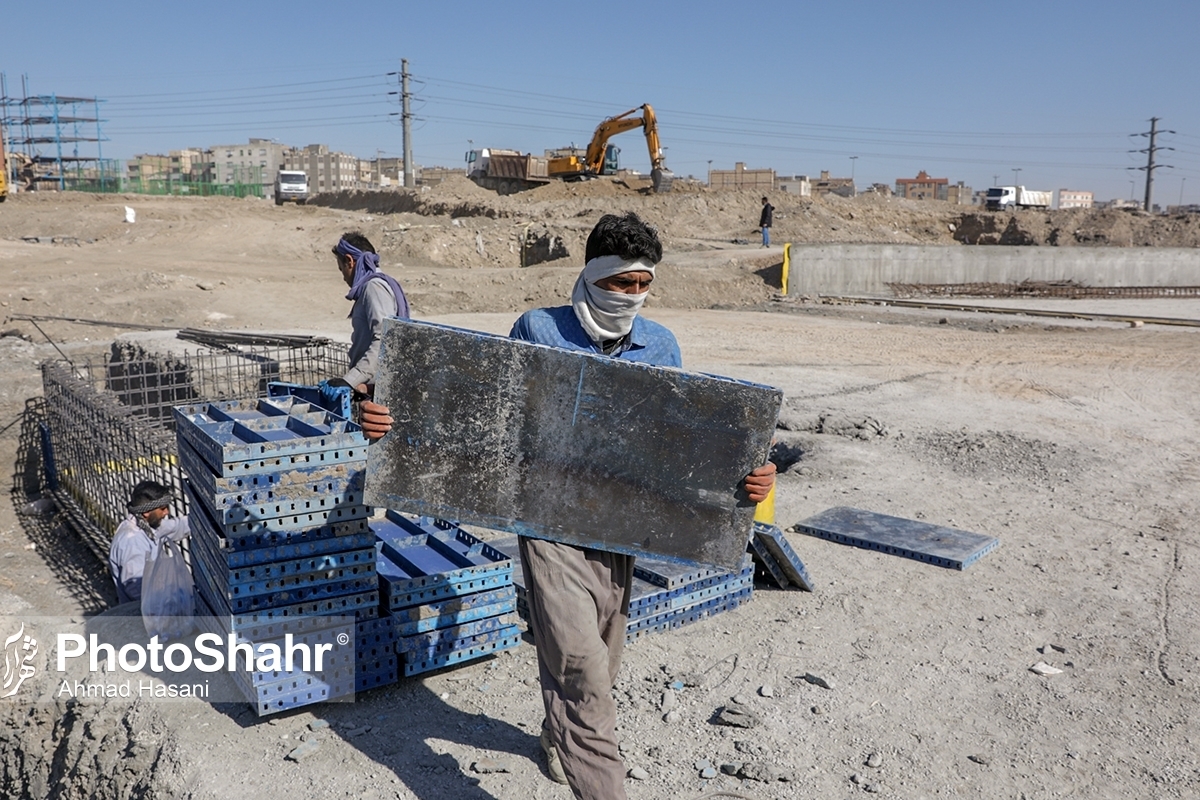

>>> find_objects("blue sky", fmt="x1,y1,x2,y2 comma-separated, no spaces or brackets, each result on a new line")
4,0,1199,203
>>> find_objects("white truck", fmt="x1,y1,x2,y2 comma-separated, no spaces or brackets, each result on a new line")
985,185,1051,211
274,169,309,205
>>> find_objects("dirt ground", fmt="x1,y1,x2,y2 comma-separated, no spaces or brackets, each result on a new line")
1,190,1198,799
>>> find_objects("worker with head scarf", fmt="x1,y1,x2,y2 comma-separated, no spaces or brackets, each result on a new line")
509,211,776,798
107,480,190,605
330,231,410,394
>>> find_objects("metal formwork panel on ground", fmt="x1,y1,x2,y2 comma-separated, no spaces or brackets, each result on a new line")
628,571,753,622
174,397,366,477
194,591,357,716
194,562,378,631
366,319,782,573
795,507,1000,570
191,533,377,609
178,437,365,524
185,480,370,556
356,616,397,649
633,555,733,591
373,516,513,610
625,587,752,644
401,627,522,677
391,596,516,638
395,614,515,654
750,522,814,590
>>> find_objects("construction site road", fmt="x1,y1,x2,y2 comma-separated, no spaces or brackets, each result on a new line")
1,191,1198,799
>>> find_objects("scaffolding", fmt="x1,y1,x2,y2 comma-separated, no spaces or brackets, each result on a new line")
0,72,110,192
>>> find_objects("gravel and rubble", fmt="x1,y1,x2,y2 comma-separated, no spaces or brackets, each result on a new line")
1,190,1198,799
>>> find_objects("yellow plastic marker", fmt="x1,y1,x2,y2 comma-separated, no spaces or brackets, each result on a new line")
781,243,791,296
754,482,776,525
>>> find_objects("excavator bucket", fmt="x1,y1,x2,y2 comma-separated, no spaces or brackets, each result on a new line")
651,168,674,193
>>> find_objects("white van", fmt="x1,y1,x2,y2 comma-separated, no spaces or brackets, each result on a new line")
274,170,309,205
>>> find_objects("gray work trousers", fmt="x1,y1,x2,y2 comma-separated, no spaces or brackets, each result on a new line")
519,536,634,800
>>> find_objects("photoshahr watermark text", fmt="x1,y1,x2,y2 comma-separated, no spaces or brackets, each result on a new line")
2,616,357,705
57,632,336,674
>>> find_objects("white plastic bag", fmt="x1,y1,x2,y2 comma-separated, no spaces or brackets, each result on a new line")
141,536,194,640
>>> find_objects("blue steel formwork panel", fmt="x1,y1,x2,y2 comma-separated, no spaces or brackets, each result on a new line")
390,586,517,637
795,507,1000,571
267,381,354,422
625,587,753,644
394,614,515,654
194,591,358,716
184,476,371,556
750,522,814,591
401,627,522,677
365,319,782,574
178,436,365,523
174,397,366,478
373,516,514,611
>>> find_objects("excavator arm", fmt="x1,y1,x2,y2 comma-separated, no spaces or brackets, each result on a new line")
582,104,674,192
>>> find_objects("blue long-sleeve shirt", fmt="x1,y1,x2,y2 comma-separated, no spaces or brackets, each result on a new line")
508,305,682,368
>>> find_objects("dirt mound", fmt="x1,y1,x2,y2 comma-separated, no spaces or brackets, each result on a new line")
0,696,185,799
953,206,1200,247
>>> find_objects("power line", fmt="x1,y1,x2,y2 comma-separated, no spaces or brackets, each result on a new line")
1130,117,1174,211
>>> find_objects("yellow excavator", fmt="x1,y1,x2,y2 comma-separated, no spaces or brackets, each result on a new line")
548,104,674,192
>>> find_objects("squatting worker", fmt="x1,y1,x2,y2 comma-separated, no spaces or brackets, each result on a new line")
509,211,776,799
107,481,190,605
328,231,410,399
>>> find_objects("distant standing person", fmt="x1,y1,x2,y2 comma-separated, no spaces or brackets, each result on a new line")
759,196,774,247
108,481,189,605
330,231,411,397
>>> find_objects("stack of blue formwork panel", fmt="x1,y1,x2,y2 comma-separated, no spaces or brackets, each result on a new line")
487,535,754,644
371,512,520,677
175,396,398,715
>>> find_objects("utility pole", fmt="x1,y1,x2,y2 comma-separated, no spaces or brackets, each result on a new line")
1132,117,1173,212
849,155,858,184
993,174,999,187
1012,168,1021,187
402,59,414,188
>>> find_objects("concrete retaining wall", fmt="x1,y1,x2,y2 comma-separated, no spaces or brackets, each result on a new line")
787,245,1200,296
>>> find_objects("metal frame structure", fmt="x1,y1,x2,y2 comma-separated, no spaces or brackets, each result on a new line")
38,343,348,562
0,72,110,192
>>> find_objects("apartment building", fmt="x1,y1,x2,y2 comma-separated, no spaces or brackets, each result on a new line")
204,138,292,198
1057,189,1094,209
283,144,364,193
895,170,947,201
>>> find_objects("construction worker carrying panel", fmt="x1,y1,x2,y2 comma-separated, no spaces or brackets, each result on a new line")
361,212,775,798
508,211,775,797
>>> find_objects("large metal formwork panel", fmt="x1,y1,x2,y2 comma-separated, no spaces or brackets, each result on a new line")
365,319,783,572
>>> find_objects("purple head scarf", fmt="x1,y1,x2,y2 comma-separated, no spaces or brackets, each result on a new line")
335,238,410,318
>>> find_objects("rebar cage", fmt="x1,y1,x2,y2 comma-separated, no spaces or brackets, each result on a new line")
38,342,349,562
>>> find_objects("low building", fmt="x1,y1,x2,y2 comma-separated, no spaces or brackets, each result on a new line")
419,167,464,187
709,162,775,190
775,175,812,196
945,181,971,205
811,170,854,197
126,154,171,183
895,170,948,201
1057,189,1094,209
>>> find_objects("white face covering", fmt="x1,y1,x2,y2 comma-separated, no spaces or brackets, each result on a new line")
571,254,656,343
